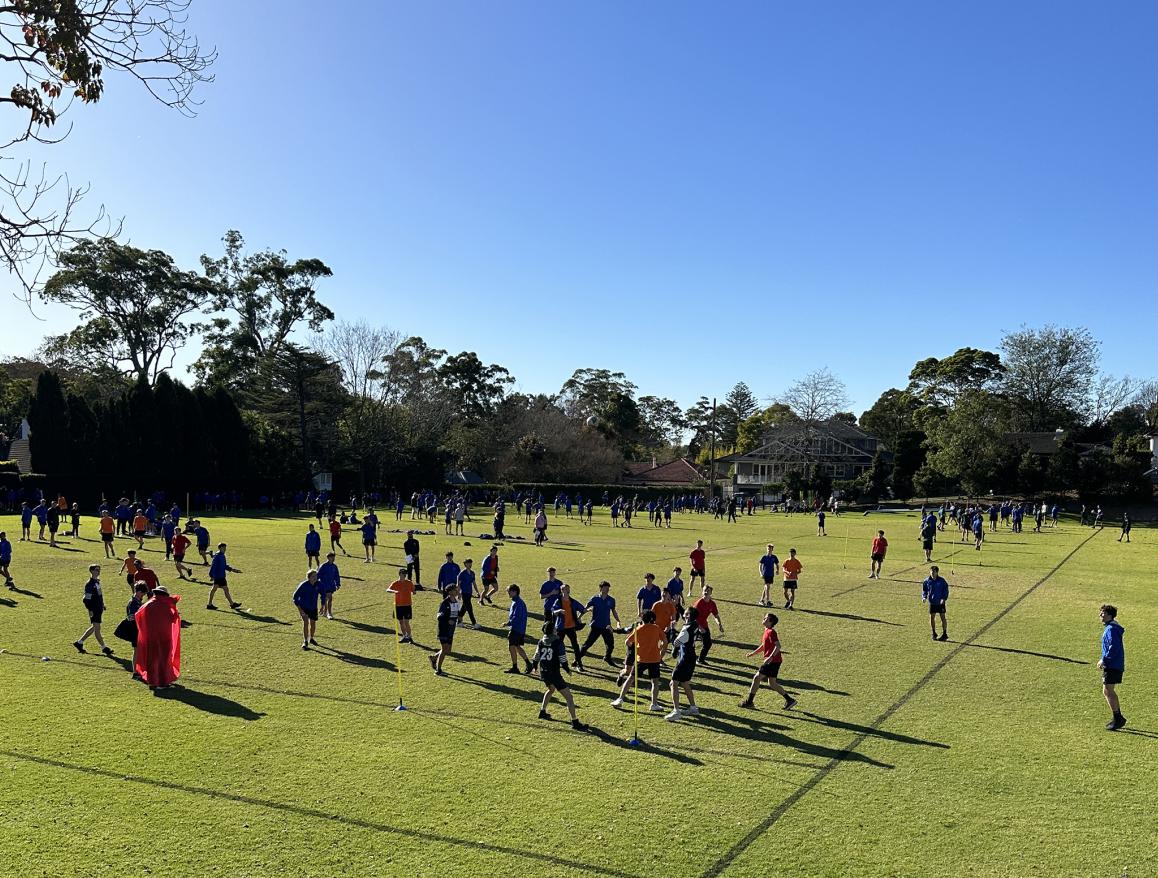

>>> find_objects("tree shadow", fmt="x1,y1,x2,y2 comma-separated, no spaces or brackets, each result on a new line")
792,608,904,627
962,642,1090,665
234,609,291,626
794,711,948,749
156,685,265,720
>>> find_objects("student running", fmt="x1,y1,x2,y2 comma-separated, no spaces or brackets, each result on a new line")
739,613,797,711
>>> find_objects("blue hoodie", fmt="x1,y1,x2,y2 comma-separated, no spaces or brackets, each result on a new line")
1101,620,1125,671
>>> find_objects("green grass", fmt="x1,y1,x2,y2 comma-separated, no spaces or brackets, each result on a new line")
1,507,1154,878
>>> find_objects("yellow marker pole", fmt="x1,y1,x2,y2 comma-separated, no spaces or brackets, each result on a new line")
842,522,850,569
393,611,407,711
628,641,641,745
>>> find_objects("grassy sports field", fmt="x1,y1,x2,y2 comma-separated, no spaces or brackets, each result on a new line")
0,506,1154,878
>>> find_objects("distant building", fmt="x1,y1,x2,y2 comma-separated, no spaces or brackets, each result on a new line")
621,457,705,488
716,418,884,498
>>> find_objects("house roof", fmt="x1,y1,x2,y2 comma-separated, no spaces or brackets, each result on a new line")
1006,431,1067,454
445,470,485,485
716,417,881,465
625,460,657,476
622,458,705,486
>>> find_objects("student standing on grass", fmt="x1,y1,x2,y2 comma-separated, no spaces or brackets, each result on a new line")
99,511,116,559
114,583,148,663
972,513,984,551
457,559,479,628
45,502,60,548
305,523,322,570
386,568,416,643
921,514,937,563
758,545,780,607
480,545,500,605
119,551,139,591
665,567,685,610
532,620,587,730
317,552,341,620
134,585,181,692
502,584,533,673
428,583,461,676
69,503,81,539
666,606,701,721
74,564,114,655
160,514,175,560
579,580,620,667
548,582,587,670
403,530,421,585
438,552,461,595
652,589,679,645
172,529,193,580
19,501,32,541
816,508,827,536
869,530,888,579
689,540,706,587
293,569,320,650
540,567,563,613
1118,514,1131,543
637,573,662,615
1098,605,1127,731
782,548,803,610
360,516,377,563
612,610,666,711
328,516,348,555
693,585,724,665
193,521,211,565
133,562,159,597
921,565,950,641
534,508,548,546
33,499,46,541
207,543,241,611
0,532,12,589
739,613,797,711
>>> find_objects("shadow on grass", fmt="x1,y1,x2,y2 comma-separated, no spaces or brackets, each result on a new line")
792,607,904,627
962,642,1090,665
584,724,704,765
317,646,394,671
794,711,948,749
234,609,291,626
1118,728,1158,740
341,619,392,636
155,685,265,721
17,749,637,876
693,711,894,769
7,585,42,598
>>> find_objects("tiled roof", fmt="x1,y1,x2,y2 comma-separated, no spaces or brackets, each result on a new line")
623,458,705,485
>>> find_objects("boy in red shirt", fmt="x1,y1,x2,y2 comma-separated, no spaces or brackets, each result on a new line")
328,517,349,556
171,530,193,580
739,613,797,711
692,584,724,665
869,530,888,579
689,540,706,587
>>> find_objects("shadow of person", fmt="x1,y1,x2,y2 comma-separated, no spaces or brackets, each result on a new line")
155,686,264,720
233,609,291,626
7,586,42,598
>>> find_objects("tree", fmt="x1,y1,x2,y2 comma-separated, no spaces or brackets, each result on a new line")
1133,380,1158,432
39,238,212,384
27,369,68,473
558,369,637,419
1088,375,1137,428
637,395,685,448
779,368,849,423
196,230,334,387
735,403,797,454
925,390,1019,495
3,0,214,304
865,451,892,501
437,352,513,421
1000,325,1099,431
720,381,759,444
907,347,1004,407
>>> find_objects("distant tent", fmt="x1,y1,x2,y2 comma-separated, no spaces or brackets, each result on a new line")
445,470,485,486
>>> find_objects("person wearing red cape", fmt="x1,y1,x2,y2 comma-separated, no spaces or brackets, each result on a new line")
134,585,181,692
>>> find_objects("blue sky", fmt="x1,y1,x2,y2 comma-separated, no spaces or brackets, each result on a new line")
3,0,1157,416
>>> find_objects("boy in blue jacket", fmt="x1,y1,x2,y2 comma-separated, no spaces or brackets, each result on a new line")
1098,604,1126,731
208,543,242,610
921,565,950,641
293,570,320,650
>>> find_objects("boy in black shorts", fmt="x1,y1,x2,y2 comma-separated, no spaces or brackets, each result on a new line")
74,563,114,656
531,620,587,730
428,583,460,676
611,610,666,711
739,613,797,710
666,606,701,720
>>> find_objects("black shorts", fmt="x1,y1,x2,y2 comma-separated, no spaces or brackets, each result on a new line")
784,580,797,590
1103,668,1123,685
542,670,568,690
672,662,696,683
299,607,318,621
922,539,934,551
134,530,146,538
213,578,227,588
395,605,413,620
438,628,455,645
637,662,661,680
482,575,497,586
101,533,114,543
363,538,376,547
87,607,104,624
173,554,185,563
197,545,210,555
758,661,782,679
690,569,705,579
871,553,885,563
507,630,525,646
928,601,946,615
763,575,776,585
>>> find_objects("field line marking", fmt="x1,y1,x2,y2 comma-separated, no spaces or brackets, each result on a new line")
699,526,1102,878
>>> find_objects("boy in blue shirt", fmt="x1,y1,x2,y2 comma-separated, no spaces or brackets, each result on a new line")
208,543,241,610
921,565,950,641
33,500,47,541
758,545,780,607
438,552,461,594
193,521,211,565
304,523,322,570
502,584,533,674
317,552,341,620
665,567,684,610
579,580,621,666
0,532,13,588
360,517,377,563
293,569,320,650
1098,604,1126,731
160,515,176,560
19,502,33,541
457,559,478,628
636,573,662,615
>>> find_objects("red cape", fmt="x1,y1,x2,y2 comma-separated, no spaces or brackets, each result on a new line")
134,593,181,687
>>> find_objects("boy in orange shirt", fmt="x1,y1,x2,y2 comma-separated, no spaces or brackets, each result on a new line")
651,590,679,645
611,610,666,711
386,567,416,643
133,510,150,549
782,548,803,610
99,511,117,559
